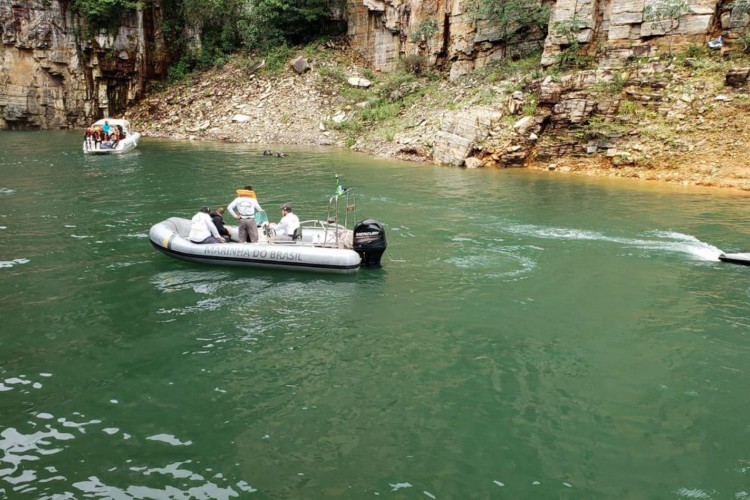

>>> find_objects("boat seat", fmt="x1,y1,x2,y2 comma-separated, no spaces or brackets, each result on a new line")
293,227,302,240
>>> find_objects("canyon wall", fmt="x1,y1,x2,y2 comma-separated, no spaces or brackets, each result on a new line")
347,0,743,75
2,0,747,131
0,0,168,130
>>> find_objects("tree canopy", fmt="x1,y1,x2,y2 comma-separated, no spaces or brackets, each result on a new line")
72,0,343,74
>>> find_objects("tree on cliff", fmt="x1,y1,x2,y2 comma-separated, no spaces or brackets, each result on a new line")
643,0,691,56
162,0,343,78
72,0,343,78
468,0,550,49
72,0,140,31
238,0,344,50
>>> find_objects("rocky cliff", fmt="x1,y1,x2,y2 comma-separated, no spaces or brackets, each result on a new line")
346,0,746,74
0,0,168,130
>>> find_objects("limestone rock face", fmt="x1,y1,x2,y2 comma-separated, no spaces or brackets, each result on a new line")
0,0,168,130
346,0,547,78
432,107,502,166
347,0,749,74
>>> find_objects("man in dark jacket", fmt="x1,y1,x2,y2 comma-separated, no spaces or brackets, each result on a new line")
210,207,231,242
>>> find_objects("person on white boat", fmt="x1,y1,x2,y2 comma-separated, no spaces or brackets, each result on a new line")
271,204,300,241
83,127,94,150
227,185,263,243
102,120,111,137
189,206,225,244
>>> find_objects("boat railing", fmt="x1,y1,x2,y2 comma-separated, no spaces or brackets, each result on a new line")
299,219,351,248
327,187,356,227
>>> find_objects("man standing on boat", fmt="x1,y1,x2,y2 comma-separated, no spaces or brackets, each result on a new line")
227,185,263,243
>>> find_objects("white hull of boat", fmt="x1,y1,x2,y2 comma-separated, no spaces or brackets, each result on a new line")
83,133,141,155
149,217,362,274
719,252,750,266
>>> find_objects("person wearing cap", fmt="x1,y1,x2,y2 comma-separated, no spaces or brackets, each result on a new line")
227,185,263,243
270,204,300,241
189,206,225,244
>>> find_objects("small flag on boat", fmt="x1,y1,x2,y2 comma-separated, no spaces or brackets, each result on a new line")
334,175,346,195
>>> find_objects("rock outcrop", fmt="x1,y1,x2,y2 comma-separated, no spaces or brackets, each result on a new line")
346,0,547,79
347,0,750,74
0,0,168,130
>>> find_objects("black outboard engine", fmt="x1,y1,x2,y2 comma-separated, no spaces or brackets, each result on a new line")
353,219,387,268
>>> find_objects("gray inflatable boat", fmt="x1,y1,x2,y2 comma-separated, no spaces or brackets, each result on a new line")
149,188,387,274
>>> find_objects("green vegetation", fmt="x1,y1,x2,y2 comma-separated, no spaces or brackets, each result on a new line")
410,18,439,43
324,67,445,144
552,15,595,69
401,54,429,76
74,0,344,81
72,0,140,33
481,50,544,82
643,0,691,56
468,0,550,44
592,72,628,94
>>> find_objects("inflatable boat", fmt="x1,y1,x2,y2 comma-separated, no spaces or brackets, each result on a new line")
719,251,750,266
149,187,387,274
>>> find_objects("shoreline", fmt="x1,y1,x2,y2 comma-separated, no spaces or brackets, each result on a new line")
125,53,750,194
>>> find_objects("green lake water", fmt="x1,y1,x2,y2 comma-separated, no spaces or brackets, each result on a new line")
2,131,750,498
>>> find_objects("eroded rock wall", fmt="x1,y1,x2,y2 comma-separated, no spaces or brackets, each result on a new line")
347,0,748,74
346,0,548,79
0,0,167,130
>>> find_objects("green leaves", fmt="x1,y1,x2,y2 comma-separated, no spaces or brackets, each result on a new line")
469,0,550,43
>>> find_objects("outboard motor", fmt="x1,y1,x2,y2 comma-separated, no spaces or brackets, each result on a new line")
353,219,387,268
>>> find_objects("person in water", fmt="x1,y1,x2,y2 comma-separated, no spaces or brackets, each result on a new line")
227,185,263,243
270,204,300,241
210,206,231,242
189,206,225,244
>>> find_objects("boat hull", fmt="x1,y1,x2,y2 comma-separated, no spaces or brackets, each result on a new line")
149,218,362,274
719,252,750,266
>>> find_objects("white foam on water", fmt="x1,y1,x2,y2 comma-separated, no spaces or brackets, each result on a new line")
146,434,193,446
0,188,15,195
676,488,714,499
0,258,29,269
390,482,412,491
505,223,723,262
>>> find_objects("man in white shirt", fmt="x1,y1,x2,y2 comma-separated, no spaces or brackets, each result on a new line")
227,185,263,243
189,206,225,244
271,204,301,241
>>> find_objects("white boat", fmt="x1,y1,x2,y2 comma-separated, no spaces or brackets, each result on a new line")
149,187,387,274
719,251,750,266
83,118,141,155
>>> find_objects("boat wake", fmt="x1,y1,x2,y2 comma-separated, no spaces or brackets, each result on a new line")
504,224,723,262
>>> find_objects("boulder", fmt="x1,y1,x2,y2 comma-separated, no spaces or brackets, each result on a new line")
290,57,310,75
726,67,750,88
347,77,372,88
